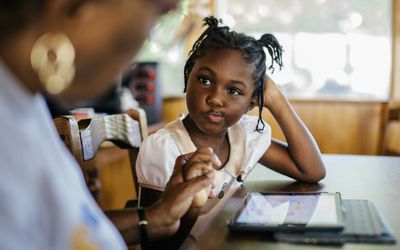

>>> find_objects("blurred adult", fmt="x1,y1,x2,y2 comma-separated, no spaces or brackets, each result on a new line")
0,0,217,249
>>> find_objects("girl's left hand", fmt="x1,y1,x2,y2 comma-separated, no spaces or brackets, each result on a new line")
207,170,223,199
263,75,283,109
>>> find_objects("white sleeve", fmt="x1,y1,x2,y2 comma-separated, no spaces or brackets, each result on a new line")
135,129,181,191
241,115,272,171
0,182,33,249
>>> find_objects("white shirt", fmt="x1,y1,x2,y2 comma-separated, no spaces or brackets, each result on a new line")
0,60,126,250
136,115,271,238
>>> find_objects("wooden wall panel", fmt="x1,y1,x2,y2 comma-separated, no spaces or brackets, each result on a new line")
162,97,188,122
163,97,387,155
249,100,387,155
391,0,400,101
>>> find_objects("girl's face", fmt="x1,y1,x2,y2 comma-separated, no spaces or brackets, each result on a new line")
186,49,257,136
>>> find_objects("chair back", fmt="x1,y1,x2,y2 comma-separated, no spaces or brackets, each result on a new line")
54,108,148,201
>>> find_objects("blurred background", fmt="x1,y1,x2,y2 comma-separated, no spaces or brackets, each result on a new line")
65,0,400,209
143,0,391,100
128,0,399,156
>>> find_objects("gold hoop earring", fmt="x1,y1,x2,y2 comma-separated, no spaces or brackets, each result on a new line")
31,33,75,95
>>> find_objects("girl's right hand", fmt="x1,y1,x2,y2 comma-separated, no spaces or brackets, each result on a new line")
183,147,221,208
149,149,218,237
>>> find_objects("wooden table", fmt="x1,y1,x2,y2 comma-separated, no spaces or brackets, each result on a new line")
189,154,400,250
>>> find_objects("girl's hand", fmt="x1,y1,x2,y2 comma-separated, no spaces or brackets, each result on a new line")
263,75,283,109
183,147,221,208
150,151,217,237
208,170,223,199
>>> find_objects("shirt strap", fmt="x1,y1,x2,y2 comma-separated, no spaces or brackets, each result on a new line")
164,118,197,154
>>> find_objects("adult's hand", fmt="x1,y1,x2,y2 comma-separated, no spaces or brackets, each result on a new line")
145,148,217,239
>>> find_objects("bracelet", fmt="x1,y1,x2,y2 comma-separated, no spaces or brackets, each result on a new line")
137,207,149,249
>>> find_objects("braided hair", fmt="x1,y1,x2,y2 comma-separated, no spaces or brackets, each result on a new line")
184,16,283,132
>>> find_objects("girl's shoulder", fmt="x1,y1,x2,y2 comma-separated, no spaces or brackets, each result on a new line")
140,117,190,153
239,114,260,124
142,127,172,144
237,114,271,135
143,118,183,144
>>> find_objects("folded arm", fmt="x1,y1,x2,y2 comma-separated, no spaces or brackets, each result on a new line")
259,76,326,182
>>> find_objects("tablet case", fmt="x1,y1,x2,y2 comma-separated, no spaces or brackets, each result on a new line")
227,192,345,233
274,199,397,245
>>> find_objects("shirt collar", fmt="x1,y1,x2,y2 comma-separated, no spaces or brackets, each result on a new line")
166,116,246,177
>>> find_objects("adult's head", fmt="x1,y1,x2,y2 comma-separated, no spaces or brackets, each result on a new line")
0,0,179,106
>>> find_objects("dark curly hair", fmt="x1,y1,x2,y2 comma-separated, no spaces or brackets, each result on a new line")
183,16,283,132
0,1,45,43
0,0,85,44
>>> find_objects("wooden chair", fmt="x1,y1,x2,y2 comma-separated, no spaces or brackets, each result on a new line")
54,108,148,205
382,104,400,155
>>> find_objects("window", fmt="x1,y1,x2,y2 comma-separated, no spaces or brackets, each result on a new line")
219,0,392,100
135,0,210,96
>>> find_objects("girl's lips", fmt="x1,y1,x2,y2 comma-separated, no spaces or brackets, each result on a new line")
207,113,223,123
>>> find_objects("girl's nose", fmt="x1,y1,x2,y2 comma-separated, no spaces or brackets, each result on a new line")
206,88,223,108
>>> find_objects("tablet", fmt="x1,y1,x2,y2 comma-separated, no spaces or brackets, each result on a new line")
227,192,345,233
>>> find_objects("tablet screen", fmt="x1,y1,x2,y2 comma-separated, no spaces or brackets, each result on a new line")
230,192,344,232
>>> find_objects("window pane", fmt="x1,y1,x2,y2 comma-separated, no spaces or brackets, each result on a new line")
224,0,392,100
135,3,187,96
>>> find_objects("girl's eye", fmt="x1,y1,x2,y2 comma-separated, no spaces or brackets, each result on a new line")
227,88,242,96
198,76,211,86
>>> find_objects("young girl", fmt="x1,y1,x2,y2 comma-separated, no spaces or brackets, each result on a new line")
136,16,325,248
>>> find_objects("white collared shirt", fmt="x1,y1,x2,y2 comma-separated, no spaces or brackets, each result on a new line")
136,114,271,238
0,60,126,250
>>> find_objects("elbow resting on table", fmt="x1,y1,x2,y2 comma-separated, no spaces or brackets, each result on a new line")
311,169,326,182
300,165,326,183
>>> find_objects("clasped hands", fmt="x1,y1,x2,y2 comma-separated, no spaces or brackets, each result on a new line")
181,147,223,208
148,147,221,237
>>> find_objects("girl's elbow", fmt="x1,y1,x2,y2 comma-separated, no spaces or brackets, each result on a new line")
314,170,326,182
310,166,326,182
301,165,326,183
